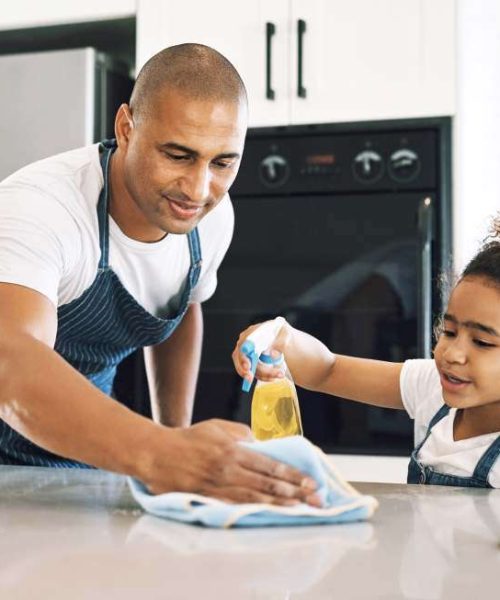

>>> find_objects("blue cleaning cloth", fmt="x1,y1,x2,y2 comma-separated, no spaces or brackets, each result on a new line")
128,436,378,528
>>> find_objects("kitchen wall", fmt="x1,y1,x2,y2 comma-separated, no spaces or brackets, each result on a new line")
454,0,500,271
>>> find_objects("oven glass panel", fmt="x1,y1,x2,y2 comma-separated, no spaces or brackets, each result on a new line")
195,192,427,455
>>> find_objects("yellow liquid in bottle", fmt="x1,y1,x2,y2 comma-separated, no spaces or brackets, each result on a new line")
251,378,303,441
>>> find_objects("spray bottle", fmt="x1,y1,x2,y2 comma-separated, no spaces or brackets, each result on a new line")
240,317,303,441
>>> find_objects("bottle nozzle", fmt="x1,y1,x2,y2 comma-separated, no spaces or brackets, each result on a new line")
239,317,286,392
241,347,258,392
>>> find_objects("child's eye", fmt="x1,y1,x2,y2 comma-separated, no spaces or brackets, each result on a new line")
473,339,496,348
442,329,456,338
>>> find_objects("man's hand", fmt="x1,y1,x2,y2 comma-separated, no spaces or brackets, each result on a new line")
140,419,321,507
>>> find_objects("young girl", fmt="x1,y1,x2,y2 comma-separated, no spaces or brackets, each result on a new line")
232,229,500,488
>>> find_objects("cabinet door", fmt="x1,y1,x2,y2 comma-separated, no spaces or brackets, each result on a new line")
136,0,290,126
290,0,455,123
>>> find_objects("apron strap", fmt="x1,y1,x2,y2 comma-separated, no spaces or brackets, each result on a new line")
97,139,116,269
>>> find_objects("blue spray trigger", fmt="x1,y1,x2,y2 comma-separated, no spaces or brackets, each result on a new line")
240,340,257,392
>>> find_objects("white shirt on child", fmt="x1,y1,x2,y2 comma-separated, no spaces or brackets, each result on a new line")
400,359,500,488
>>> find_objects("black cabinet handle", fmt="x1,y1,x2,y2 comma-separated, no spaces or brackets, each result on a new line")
265,22,276,100
297,19,307,98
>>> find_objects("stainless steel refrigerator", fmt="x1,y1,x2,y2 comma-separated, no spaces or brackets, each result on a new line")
0,47,133,180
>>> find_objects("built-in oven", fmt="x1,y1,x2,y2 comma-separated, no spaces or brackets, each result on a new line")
192,117,452,456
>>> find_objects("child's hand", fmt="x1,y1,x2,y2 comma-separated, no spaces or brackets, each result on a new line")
232,320,291,386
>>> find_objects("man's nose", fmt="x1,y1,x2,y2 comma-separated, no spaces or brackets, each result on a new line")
184,163,211,203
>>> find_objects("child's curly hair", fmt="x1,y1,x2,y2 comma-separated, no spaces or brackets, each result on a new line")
433,215,500,344
461,215,500,284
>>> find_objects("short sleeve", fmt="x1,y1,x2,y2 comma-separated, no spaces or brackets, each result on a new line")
0,182,81,306
400,358,443,424
189,194,235,304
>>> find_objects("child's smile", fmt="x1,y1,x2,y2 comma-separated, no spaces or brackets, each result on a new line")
440,370,472,392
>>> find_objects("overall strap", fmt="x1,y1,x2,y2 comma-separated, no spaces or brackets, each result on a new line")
414,404,451,454
472,434,500,481
428,403,450,429
97,139,117,269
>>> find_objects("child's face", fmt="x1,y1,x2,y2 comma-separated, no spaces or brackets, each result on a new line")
434,276,500,409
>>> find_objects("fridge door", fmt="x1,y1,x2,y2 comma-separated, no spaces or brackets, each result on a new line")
0,47,119,180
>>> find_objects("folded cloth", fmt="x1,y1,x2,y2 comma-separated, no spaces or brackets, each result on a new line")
128,436,379,528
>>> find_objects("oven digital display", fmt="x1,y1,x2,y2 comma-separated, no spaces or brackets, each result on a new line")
306,154,336,165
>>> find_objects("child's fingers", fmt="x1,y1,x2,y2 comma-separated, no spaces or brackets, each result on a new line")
254,364,285,382
231,322,265,377
232,320,288,383
231,346,253,378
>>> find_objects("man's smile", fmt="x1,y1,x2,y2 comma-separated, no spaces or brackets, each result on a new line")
162,195,206,220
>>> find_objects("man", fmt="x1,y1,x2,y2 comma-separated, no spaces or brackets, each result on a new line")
0,44,318,506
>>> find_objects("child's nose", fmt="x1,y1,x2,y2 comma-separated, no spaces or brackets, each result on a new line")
443,339,467,364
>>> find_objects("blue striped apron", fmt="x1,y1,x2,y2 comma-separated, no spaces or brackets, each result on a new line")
0,139,203,467
407,404,500,487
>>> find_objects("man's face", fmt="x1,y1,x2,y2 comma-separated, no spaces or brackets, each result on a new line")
119,88,247,237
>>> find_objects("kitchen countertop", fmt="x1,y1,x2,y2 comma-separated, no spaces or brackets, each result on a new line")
0,466,499,599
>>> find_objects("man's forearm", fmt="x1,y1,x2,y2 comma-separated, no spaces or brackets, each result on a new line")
144,302,203,427
0,331,163,476
0,329,322,506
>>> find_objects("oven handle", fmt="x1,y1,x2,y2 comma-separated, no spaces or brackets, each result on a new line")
265,22,276,100
297,19,307,98
417,196,433,358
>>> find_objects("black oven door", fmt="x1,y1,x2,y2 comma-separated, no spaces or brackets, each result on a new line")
195,191,435,456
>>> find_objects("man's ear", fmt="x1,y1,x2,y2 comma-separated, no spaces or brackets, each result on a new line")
114,104,134,146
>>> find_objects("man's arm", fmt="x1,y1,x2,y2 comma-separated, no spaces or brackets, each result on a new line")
144,302,203,427
0,282,155,473
0,284,320,505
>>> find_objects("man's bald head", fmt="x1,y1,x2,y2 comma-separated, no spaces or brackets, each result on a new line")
129,43,248,121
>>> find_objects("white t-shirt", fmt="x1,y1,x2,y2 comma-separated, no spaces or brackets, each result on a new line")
0,144,234,315
400,359,500,487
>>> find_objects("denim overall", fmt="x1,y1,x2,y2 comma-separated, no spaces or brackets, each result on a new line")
407,404,500,487
0,139,203,467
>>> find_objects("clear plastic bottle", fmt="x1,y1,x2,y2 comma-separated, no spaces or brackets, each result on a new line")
251,352,303,441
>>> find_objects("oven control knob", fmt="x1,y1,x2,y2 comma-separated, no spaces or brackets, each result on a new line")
388,148,421,183
259,154,290,187
352,150,384,183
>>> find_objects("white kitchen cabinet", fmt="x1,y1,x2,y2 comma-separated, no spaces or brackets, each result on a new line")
290,0,455,124
136,0,291,126
0,0,135,30
137,0,455,127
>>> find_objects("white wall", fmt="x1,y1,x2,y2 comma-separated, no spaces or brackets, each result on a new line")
454,0,500,271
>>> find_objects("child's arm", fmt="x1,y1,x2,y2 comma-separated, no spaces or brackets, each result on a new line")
232,320,405,410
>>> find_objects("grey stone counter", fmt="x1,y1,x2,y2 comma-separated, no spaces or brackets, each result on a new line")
0,466,498,599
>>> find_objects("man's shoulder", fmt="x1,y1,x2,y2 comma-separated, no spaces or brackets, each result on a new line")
0,144,102,196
